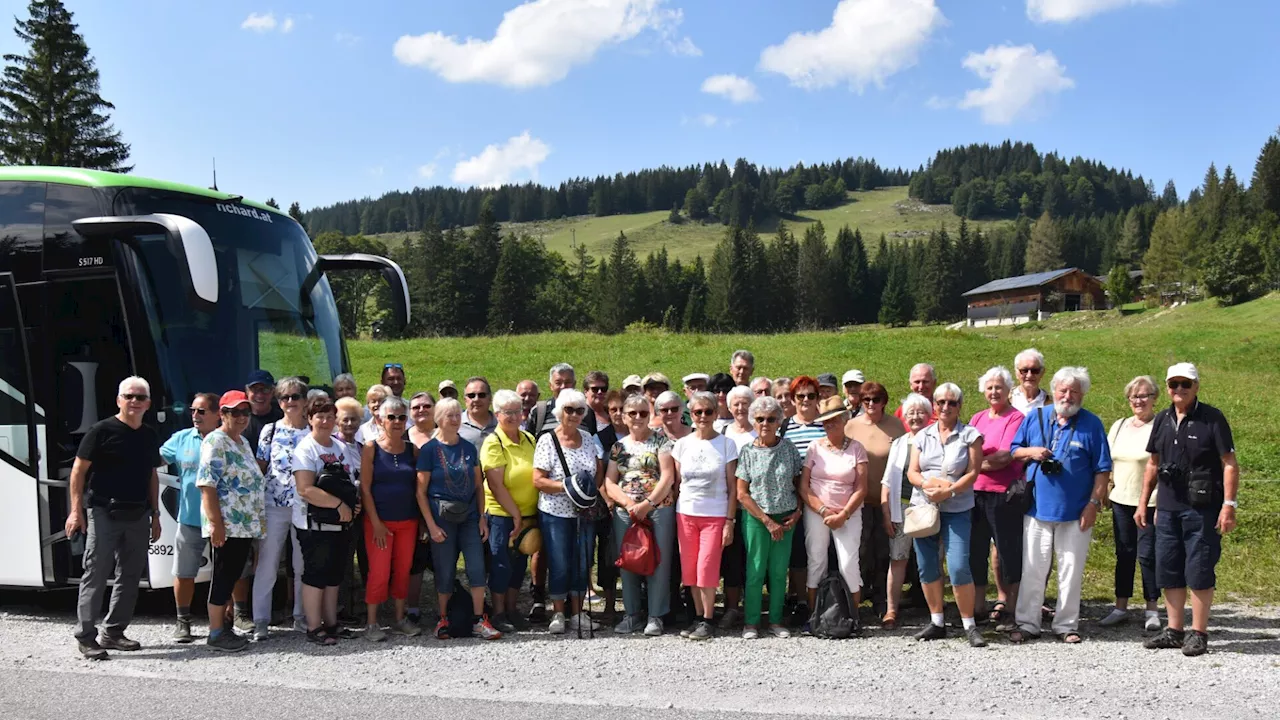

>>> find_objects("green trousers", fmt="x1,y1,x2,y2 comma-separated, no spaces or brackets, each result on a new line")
742,510,796,627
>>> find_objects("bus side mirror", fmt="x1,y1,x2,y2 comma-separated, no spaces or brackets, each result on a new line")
316,253,411,332
72,214,219,310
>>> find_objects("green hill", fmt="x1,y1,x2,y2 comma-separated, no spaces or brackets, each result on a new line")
369,186,1012,261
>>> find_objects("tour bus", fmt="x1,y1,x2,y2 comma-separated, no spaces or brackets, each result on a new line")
0,167,409,590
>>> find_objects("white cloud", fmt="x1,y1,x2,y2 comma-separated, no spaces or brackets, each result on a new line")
452,132,551,188
666,36,701,57
393,0,694,88
281,16,295,33
956,44,1074,124
701,74,760,103
758,0,945,92
924,95,950,110
418,163,438,180
241,12,277,33
1027,0,1170,23
334,32,362,46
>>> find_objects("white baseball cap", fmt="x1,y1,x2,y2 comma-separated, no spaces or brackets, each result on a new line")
842,369,865,385
622,374,643,390
438,379,457,391
682,373,709,385
1166,363,1199,382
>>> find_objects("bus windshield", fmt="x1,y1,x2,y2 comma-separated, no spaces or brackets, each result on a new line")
112,188,345,427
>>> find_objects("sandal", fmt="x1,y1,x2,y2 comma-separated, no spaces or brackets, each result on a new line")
305,627,336,646
987,601,1007,625
881,612,898,631
1057,631,1082,644
1007,628,1036,644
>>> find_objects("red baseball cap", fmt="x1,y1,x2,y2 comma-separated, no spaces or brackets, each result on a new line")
219,390,250,409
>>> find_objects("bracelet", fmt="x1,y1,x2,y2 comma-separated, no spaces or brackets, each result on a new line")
819,504,829,515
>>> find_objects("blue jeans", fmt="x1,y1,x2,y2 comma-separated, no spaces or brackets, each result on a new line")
486,513,531,595
540,511,596,602
613,505,675,619
913,510,974,586
429,504,486,590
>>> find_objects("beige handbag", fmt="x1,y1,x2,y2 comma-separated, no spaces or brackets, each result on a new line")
903,503,941,538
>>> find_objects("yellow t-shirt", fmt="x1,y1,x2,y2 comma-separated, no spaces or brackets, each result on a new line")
480,426,538,517
1107,417,1156,507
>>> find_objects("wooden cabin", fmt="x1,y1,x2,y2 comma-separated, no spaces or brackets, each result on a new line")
963,268,1107,327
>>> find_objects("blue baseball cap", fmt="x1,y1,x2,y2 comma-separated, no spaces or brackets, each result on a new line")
246,369,275,389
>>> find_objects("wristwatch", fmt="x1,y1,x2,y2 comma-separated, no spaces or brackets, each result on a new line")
1088,498,1102,509
1223,499,1239,508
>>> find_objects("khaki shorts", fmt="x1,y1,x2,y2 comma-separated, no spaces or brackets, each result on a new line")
173,523,208,579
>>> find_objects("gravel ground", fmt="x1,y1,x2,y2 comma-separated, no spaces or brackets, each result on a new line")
1,593,1277,720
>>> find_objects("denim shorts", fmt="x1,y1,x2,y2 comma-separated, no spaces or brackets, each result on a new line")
1155,506,1222,591
912,510,974,586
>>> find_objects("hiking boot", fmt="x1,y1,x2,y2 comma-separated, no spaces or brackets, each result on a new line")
614,614,642,634
474,615,504,640
99,633,141,651
1182,630,1209,657
966,627,988,648
366,624,387,642
718,608,742,630
173,618,194,644
643,617,664,636
78,638,108,660
207,631,249,652
492,615,518,635
393,618,422,637
1098,607,1129,627
689,620,713,641
528,601,547,624
1144,626,1185,650
252,622,271,642
914,623,946,641
233,613,256,634
742,626,759,640
434,618,450,640
548,612,567,634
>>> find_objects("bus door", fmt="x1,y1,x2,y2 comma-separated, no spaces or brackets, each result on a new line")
0,273,44,587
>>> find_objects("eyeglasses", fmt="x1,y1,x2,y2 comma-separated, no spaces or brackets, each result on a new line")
691,409,715,417
384,414,408,422
587,386,607,394
936,399,960,408
1129,393,1155,402
659,406,681,414
497,408,521,416
384,363,403,370
563,406,587,416
1167,379,1194,390
191,407,208,415
411,405,433,413
1017,367,1043,376
753,416,779,424
465,392,489,399
625,410,651,418
223,408,251,418
280,393,304,402
794,392,817,401
122,393,149,402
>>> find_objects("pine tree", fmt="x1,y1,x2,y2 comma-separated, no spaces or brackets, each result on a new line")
1142,207,1193,303
455,196,501,332
1161,180,1179,207
1114,208,1143,267
680,257,708,331
1250,129,1280,217
915,228,958,323
794,221,832,327
0,0,130,171
1025,211,1065,273
288,201,306,229
765,221,799,329
596,231,640,333
487,234,548,333
828,225,857,325
878,250,914,327
265,197,280,209
1201,229,1266,306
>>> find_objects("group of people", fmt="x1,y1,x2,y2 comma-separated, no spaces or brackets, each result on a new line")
67,348,1239,659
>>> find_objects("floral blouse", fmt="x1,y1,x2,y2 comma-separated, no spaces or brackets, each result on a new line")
609,432,674,506
196,429,267,539
256,422,308,508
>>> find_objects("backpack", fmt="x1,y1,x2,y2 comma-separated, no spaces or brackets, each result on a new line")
446,579,473,638
615,515,660,576
808,571,855,639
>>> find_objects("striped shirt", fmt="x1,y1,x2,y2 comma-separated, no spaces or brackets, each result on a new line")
784,417,826,461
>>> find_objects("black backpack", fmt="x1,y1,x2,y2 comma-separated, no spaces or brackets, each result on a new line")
446,579,473,638
808,571,855,639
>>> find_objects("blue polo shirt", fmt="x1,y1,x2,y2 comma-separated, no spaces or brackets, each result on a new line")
160,427,206,527
1012,406,1112,522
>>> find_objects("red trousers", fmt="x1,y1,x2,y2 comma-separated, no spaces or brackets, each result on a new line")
364,517,418,605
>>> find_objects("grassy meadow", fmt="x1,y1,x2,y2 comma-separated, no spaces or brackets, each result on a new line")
347,293,1280,602
370,186,1014,262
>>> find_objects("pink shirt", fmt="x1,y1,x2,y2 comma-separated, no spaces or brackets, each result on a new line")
804,437,869,508
969,406,1026,492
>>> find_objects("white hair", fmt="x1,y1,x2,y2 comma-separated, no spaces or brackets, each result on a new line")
654,390,682,409
900,393,933,418
492,389,522,412
933,382,964,404
1051,366,1092,395
551,388,588,421
548,363,575,384
731,349,755,366
118,376,150,397
365,384,390,401
434,397,462,425
1015,348,1045,370
332,373,355,387
1123,375,1157,399
378,396,407,418
748,396,783,422
727,385,754,406
910,363,937,382
978,366,1014,392
688,390,718,411
750,376,773,392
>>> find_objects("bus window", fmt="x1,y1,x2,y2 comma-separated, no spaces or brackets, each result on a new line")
43,184,108,272
0,274,34,470
0,181,45,282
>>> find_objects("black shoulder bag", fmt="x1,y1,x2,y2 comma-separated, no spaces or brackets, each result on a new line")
1004,408,1046,513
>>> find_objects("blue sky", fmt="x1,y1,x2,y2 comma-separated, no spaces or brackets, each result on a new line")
7,0,1278,210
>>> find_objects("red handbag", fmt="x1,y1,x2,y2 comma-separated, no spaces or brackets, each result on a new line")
615,515,660,576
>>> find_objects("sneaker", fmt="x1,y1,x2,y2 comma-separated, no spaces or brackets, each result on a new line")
679,626,692,639
393,618,422,637
966,627,988,648
173,618,194,644
207,631,249,652
1182,629,1209,657
507,612,531,632
643,617,664,637
233,613,256,633
1144,613,1162,632
1099,607,1130,627
742,626,759,640
689,620,713,641
293,618,309,633
434,618,450,640
569,613,601,632
614,614,642,634
77,638,108,661
529,602,547,624
474,615,504,640
768,624,792,639
914,623,947,641
253,622,270,642
493,616,518,635
718,608,742,630
305,627,336,646
366,624,387,642
548,612,567,634
98,633,141,651
1144,626,1185,650
801,622,812,636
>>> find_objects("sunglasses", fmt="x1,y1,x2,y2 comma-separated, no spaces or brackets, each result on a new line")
626,410,651,418
562,406,587,416
794,392,817,401
384,363,403,370
384,414,408,422
280,393,304,402
1017,367,1043,376
587,386,607,393
936,399,960,408
659,406,681,414
1167,379,1194,390
465,392,489,399
122,393,149,402
862,397,886,405
223,408,251,418
691,409,715,417
191,407,208,415
753,416,779,424
411,405,433,413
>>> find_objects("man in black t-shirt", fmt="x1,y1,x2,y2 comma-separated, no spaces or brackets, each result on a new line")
1136,363,1239,657
244,369,282,458
66,376,163,660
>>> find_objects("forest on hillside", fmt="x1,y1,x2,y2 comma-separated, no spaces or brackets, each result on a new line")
310,134,1280,338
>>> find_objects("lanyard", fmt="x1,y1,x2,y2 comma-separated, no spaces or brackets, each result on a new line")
1043,409,1078,457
